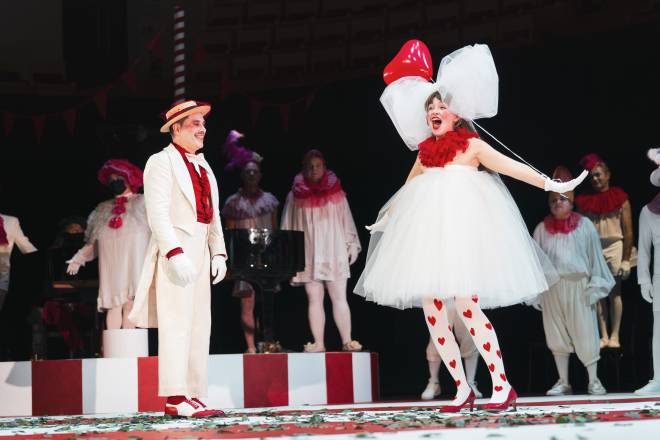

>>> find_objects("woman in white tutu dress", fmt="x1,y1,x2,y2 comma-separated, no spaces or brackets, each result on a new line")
355,42,587,412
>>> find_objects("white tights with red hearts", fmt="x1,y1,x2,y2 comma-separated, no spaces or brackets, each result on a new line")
423,296,512,404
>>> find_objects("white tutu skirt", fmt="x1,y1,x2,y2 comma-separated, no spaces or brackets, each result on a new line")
355,165,555,309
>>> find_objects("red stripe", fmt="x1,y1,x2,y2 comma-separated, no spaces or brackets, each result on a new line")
325,353,353,404
370,352,379,401
243,353,288,407
31,359,82,416
174,37,185,44
174,72,186,79
137,356,167,412
174,61,186,68
174,49,186,56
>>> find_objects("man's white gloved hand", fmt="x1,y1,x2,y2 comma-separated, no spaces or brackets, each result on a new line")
365,212,390,235
641,283,654,303
66,261,82,276
165,253,197,287
211,255,227,285
544,169,589,193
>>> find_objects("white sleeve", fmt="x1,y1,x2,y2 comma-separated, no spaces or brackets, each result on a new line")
638,207,653,285
10,218,37,254
143,154,182,255
584,220,616,300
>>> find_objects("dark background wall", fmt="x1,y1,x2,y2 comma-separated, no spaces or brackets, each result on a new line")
1,0,659,399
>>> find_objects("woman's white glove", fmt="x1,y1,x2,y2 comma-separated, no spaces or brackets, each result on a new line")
211,255,227,285
165,253,198,287
544,170,589,193
66,261,82,276
365,212,390,235
641,283,654,303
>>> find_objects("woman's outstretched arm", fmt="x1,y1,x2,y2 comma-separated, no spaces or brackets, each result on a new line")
472,138,546,188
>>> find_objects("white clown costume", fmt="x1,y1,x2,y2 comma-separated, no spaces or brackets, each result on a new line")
355,41,585,410
635,148,660,395
532,167,614,396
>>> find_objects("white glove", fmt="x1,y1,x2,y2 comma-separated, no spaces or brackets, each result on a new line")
165,253,197,287
348,245,359,265
211,255,227,285
641,283,654,303
618,260,631,280
365,212,389,235
66,261,81,276
544,170,589,193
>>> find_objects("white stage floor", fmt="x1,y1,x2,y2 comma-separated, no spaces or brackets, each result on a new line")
1,393,659,439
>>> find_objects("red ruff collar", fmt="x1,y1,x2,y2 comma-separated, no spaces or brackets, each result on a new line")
0,216,7,246
575,187,628,215
544,212,582,235
418,128,479,168
292,170,344,208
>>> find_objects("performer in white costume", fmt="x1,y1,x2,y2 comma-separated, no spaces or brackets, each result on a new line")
575,153,636,349
355,41,585,412
67,160,150,329
281,149,362,353
532,166,614,396
129,100,227,417
635,148,660,395
422,299,481,400
222,130,279,354
0,214,37,311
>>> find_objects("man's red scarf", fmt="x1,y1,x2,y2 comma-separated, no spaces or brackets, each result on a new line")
418,128,479,168
575,187,628,215
292,170,345,208
544,212,582,235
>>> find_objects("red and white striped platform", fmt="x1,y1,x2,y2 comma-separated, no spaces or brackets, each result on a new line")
0,352,378,417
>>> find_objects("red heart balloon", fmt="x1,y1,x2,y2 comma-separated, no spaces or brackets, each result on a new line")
383,39,433,84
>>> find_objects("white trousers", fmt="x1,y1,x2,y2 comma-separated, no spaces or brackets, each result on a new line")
156,223,211,397
541,275,600,367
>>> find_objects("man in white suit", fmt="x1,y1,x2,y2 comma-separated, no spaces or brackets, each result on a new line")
129,100,227,417
0,214,37,311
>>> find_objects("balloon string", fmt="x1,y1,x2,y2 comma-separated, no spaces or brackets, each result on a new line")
472,120,548,179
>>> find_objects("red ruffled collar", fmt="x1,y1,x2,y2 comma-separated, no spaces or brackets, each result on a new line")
0,216,7,246
544,212,582,235
648,193,660,215
292,170,345,208
418,128,479,168
575,187,628,215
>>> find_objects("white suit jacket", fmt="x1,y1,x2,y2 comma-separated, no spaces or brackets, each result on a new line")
129,144,226,328
0,214,38,291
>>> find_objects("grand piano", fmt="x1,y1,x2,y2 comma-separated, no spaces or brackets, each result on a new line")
223,229,304,351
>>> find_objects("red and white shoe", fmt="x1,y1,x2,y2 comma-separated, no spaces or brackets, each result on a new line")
164,396,225,418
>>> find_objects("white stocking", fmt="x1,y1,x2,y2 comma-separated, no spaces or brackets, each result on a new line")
455,296,512,403
653,311,660,381
326,279,353,344
304,281,326,347
422,297,471,404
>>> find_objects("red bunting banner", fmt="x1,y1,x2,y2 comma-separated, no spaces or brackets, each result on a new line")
250,99,263,128
93,89,108,119
147,32,164,57
33,116,45,143
3,112,14,137
62,109,77,136
280,104,290,131
121,69,138,92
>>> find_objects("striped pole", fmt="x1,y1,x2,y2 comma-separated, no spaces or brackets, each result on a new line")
173,5,186,103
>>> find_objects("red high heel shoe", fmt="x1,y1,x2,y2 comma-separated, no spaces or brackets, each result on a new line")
480,387,517,412
440,389,476,413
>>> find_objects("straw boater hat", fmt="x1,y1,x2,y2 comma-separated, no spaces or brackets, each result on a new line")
159,100,211,133
647,148,660,187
